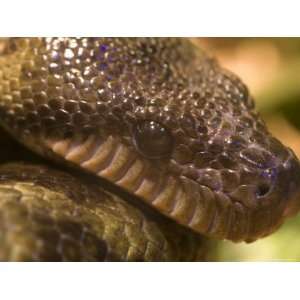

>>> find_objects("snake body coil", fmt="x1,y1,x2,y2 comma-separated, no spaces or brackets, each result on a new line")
0,38,299,261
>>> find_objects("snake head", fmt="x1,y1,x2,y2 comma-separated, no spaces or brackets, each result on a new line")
124,56,300,242
0,37,299,242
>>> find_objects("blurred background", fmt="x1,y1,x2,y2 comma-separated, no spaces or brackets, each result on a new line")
195,38,300,261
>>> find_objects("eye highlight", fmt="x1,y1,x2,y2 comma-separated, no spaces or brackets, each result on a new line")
133,120,174,159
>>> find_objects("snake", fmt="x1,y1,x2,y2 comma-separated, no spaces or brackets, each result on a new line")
0,38,299,261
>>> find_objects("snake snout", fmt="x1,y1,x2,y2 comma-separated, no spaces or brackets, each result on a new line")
280,152,300,218
254,146,300,216
190,136,300,242
236,144,300,241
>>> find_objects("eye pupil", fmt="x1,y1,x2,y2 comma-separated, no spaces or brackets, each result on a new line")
133,120,173,159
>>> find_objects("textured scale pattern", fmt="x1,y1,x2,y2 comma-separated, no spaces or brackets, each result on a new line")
0,163,208,261
0,38,299,254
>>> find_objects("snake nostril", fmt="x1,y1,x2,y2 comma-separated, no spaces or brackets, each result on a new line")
256,183,271,198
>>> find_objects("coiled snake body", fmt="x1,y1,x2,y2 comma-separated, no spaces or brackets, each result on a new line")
0,38,299,261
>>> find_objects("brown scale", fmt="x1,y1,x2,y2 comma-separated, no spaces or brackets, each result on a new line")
0,163,209,261
0,38,299,245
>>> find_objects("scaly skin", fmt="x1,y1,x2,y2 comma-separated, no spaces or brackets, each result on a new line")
0,162,208,261
0,38,299,260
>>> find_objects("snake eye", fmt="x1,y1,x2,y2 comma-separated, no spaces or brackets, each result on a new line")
133,120,173,159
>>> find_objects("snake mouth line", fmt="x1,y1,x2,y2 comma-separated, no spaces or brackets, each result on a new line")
45,135,214,234
42,134,288,242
